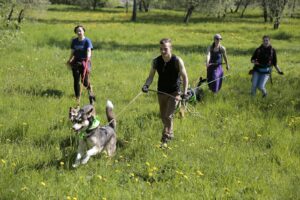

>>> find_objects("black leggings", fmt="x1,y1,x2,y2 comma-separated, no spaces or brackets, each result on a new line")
71,63,90,98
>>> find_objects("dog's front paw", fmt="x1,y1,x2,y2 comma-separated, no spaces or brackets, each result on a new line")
81,156,90,165
72,162,80,168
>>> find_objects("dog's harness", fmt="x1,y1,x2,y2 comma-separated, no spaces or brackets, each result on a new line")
78,116,100,139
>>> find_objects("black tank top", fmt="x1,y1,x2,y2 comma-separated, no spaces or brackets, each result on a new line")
154,55,180,93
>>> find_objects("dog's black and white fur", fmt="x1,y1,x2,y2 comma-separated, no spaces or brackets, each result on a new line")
69,100,116,168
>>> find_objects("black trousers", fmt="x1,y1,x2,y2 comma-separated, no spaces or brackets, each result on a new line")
71,61,90,98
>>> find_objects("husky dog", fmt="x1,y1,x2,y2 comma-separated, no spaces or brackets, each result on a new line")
69,100,116,168
178,77,206,117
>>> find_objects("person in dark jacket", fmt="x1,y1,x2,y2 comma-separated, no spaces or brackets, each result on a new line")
250,35,284,97
67,25,95,105
141,38,189,145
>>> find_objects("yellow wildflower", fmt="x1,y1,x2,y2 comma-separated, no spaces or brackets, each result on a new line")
197,170,204,176
21,186,28,191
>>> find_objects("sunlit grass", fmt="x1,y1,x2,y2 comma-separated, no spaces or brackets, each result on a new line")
0,4,300,199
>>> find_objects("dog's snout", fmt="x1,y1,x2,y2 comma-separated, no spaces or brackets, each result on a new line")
72,123,82,131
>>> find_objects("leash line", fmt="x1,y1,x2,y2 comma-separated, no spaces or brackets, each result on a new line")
148,89,179,99
192,73,231,91
106,91,143,126
148,73,232,100
106,73,233,125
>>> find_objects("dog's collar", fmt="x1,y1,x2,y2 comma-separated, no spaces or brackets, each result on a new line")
87,116,100,131
78,116,100,139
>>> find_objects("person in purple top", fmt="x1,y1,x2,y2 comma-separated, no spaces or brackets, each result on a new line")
206,34,230,93
67,25,95,105
250,35,284,97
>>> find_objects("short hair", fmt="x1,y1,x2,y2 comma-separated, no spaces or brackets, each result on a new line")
262,35,270,40
159,38,172,45
74,25,86,33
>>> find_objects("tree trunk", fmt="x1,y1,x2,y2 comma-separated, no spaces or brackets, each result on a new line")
7,5,15,21
125,0,129,13
92,0,97,10
184,5,194,24
138,0,143,11
142,0,149,12
240,0,250,18
131,0,137,22
291,0,296,17
234,0,243,13
262,0,268,22
273,17,280,29
18,9,25,24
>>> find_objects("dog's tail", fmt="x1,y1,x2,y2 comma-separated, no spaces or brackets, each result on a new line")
106,100,116,129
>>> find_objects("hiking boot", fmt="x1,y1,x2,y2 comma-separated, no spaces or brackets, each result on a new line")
161,134,169,144
89,95,96,105
262,93,267,98
161,133,174,144
88,87,96,105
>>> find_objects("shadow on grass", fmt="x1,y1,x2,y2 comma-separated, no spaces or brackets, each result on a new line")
53,135,128,170
4,86,64,98
31,7,272,25
48,7,126,14
44,38,244,55
45,36,298,56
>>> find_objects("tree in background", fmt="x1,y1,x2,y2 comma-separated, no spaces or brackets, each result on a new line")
0,0,49,29
74,0,109,10
183,0,200,23
182,0,236,23
239,0,253,18
131,0,137,21
287,0,300,17
268,0,288,29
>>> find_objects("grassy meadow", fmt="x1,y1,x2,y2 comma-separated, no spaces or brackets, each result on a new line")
0,5,300,199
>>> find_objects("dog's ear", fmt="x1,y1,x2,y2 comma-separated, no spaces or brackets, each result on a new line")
86,107,95,118
69,107,73,116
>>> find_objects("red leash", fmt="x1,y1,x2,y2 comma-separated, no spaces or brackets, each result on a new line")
81,59,89,85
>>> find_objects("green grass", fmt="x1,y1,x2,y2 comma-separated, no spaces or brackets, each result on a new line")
0,5,300,199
